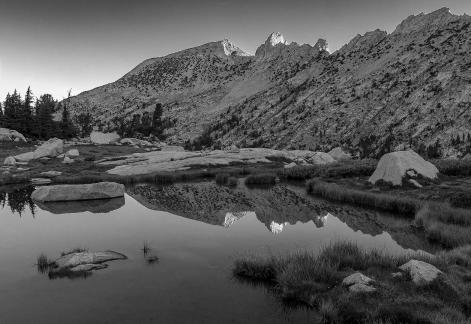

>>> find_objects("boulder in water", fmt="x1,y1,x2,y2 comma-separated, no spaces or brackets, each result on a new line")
90,131,120,145
369,150,439,186
31,182,125,202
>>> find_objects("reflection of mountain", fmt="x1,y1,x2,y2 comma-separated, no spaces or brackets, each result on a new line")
127,182,327,232
35,197,125,214
0,185,36,217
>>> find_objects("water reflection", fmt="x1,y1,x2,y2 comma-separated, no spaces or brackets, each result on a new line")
0,185,36,217
36,197,125,214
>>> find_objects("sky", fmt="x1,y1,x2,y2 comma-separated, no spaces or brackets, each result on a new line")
1,0,471,102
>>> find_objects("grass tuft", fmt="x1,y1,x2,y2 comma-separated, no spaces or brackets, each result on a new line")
36,253,52,273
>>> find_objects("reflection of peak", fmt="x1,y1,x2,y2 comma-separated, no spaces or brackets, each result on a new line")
223,211,254,228
269,221,288,234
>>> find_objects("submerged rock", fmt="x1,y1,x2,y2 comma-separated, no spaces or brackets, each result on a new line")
369,150,439,186
31,182,125,202
399,260,442,285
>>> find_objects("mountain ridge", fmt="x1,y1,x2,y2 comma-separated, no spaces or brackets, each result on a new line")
65,7,471,157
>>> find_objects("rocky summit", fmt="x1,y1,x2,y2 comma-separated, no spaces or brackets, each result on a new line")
64,8,471,157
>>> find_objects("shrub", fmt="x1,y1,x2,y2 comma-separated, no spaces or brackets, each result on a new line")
227,177,238,187
215,173,230,185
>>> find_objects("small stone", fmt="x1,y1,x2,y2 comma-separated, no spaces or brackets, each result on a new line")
392,272,403,278
62,157,74,164
349,283,376,293
66,149,80,158
409,179,423,188
342,272,374,286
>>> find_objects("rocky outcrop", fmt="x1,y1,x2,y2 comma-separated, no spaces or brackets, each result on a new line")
31,182,125,202
399,260,442,285
369,150,439,186
0,128,27,142
90,131,120,145
3,156,16,165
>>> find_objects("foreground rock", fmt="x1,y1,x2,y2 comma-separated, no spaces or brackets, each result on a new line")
399,260,442,285
13,138,64,162
3,156,16,166
31,182,125,202
100,148,336,176
342,273,376,292
369,150,439,186
90,131,120,145
0,128,27,142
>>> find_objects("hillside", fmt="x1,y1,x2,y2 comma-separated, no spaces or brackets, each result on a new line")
65,8,471,157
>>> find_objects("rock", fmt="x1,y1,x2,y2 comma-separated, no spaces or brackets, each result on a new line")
40,171,62,178
90,131,120,145
409,179,423,188
285,150,335,165
0,128,27,142
16,167,30,172
462,153,471,161
35,197,125,214
120,138,153,147
69,263,108,272
146,256,159,264
31,178,52,185
328,147,351,161
399,260,442,285
342,273,376,292
369,150,439,186
31,182,125,202
392,272,403,278
53,251,127,270
342,272,374,286
284,162,297,169
62,156,74,164
349,283,377,293
4,156,16,166
14,138,64,162
65,149,80,158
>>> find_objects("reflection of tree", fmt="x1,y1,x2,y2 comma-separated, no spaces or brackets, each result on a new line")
0,186,36,217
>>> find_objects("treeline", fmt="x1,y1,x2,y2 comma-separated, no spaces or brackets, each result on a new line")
0,88,167,140
0,87,77,140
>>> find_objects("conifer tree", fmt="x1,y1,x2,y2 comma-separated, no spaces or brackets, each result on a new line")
152,103,163,138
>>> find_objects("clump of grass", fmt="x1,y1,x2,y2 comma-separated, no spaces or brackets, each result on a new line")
307,179,421,217
227,177,238,187
233,242,469,323
415,203,471,248
215,173,230,185
142,241,151,256
433,159,471,176
60,247,88,256
245,174,277,186
279,159,377,180
36,253,53,273
439,245,471,268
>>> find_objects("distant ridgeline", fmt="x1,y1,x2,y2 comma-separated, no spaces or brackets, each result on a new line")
3,8,471,158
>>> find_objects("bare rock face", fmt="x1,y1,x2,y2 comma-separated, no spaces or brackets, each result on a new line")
90,131,120,145
14,138,64,162
369,150,439,186
31,182,125,202
399,260,442,285
0,128,27,142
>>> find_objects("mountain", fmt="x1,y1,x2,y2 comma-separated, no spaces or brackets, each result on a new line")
65,8,471,157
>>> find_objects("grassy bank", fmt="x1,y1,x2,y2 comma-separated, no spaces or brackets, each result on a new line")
307,179,471,249
234,242,471,323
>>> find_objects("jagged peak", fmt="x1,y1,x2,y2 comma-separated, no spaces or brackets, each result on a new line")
220,39,251,57
266,32,288,47
339,29,387,53
393,7,460,34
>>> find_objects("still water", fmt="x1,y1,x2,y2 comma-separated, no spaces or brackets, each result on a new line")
0,182,433,324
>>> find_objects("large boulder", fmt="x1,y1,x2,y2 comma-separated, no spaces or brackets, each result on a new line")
14,138,64,162
328,147,352,161
53,251,127,270
90,131,120,145
342,272,376,292
399,260,442,285
0,128,27,142
31,182,125,202
369,150,439,186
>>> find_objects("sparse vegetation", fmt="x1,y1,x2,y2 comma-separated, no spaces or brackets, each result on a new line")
36,253,52,274
233,242,470,323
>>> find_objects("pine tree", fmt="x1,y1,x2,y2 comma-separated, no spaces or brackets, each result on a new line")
140,111,152,136
34,94,58,139
74,113,93,138
60,103,77,139
22,86,34,134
